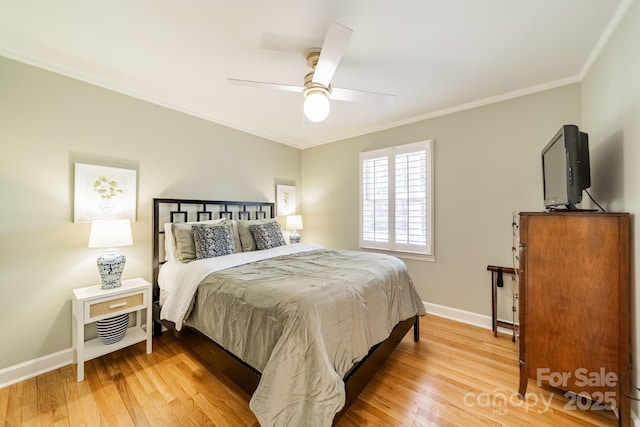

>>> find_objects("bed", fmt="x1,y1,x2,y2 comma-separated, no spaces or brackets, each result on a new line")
152,198,426,426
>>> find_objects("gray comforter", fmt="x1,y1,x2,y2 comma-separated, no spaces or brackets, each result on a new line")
184,248,426,427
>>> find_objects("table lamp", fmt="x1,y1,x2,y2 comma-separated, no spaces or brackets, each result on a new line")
286,215,303,244
88,219,133,289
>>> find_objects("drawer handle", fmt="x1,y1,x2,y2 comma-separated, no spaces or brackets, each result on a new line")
109,302,128,309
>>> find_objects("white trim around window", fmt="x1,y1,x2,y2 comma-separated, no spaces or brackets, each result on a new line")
359,139,434,261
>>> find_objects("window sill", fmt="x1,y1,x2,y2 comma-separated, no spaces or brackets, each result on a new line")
359,247,435,263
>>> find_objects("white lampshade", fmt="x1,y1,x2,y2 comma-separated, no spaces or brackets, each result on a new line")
303,91,330,122
286,215,303,231
88,219,133,248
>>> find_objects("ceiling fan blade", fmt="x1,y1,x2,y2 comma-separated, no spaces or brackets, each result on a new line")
228,78,303,94
260,32,323,54
312,22,353,87
331,87,397,106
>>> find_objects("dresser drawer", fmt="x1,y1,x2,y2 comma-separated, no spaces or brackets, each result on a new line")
85,291,146,322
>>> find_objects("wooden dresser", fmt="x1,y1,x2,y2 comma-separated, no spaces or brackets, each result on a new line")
517,212,630,425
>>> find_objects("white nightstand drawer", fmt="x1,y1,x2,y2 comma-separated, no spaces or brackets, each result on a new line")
85,291,145,322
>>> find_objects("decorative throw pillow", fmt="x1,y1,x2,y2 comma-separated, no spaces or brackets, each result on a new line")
238,218,278,251
172,219,225,263
249,222,286,250
192,223,237,260
220,219,243,253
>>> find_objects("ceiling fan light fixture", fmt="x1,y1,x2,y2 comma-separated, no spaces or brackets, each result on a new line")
303,88,330,122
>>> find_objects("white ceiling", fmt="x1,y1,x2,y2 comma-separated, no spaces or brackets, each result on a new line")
0,0,629,149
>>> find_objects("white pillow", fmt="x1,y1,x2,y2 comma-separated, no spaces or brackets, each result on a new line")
164,222,177,261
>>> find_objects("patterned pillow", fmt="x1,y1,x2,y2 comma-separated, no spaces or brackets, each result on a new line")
237,218,278,251
249,222,286,250
192,223,237,260
171,219,226,263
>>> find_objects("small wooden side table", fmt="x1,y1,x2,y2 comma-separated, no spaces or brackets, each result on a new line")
487,265,517,340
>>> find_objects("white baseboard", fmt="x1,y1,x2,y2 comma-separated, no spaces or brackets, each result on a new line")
424,301,516,336
0,348,73,389
425,301,493,328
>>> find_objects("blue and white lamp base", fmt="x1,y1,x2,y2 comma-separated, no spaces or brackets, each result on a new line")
97,249,126,290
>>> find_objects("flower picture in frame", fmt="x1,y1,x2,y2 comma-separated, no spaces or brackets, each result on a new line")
74,163,137,223
276,184,296,216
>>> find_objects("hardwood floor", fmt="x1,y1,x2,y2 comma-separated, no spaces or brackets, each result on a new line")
0,314,617,426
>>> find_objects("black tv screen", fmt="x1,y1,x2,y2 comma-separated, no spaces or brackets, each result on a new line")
541,125,591,210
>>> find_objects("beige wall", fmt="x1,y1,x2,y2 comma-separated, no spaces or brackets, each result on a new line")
581,0,640,410
0,56,301,369
302,85,581,315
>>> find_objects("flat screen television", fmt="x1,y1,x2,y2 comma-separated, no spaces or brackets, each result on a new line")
541,124,591,210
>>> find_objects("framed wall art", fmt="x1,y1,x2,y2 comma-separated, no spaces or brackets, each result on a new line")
74,163,137,223
276,184,296,216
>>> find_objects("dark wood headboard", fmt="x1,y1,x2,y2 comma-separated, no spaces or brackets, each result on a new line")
152,198,275,302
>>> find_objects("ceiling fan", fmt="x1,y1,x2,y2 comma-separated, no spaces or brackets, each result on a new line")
228,22,396,123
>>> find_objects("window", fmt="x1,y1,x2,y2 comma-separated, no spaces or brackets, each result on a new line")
359,140,434,260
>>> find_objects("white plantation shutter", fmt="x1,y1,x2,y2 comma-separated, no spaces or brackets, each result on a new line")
361,155,389,246
359,140,434,258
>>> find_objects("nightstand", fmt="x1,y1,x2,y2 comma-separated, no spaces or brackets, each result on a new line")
72,277,152,381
